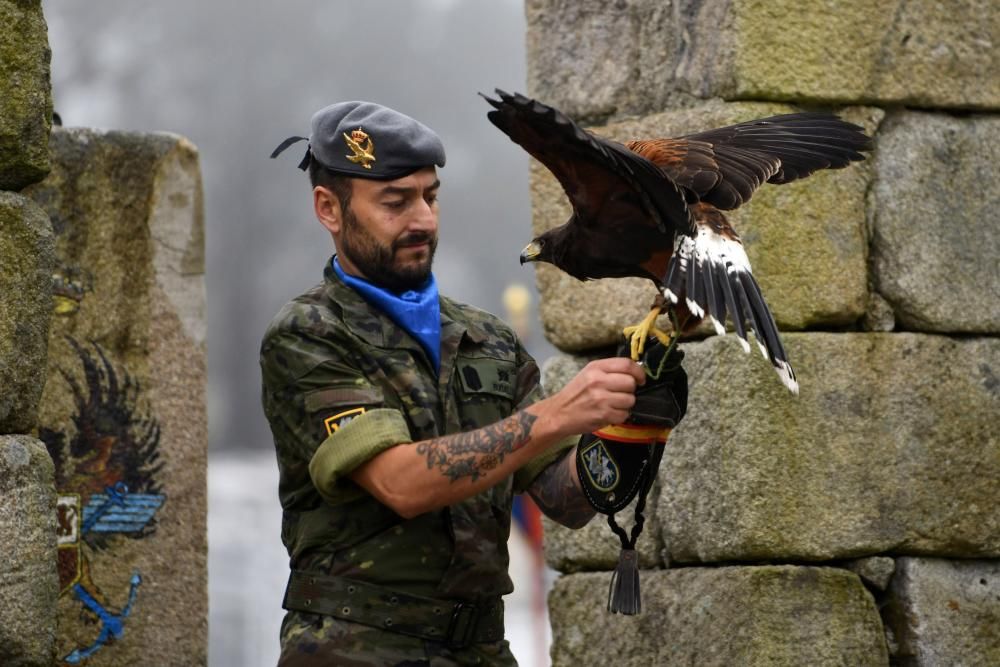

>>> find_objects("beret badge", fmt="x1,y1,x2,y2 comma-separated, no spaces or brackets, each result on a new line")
343,128,376,169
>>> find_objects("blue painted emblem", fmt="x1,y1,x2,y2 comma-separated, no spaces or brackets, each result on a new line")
63,573,142,664
39,340,167,665
60,482,163,664
82,483,166,534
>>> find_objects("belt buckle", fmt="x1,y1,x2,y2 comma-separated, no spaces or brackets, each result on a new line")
444,601,478,649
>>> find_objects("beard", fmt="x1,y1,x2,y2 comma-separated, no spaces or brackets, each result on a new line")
338,205,437,292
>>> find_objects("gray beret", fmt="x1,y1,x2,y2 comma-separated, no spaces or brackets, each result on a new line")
270,101,446,180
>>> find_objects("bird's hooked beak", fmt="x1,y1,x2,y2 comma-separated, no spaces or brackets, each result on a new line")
520,241,542,265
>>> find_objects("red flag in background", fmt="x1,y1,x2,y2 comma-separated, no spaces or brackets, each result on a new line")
512,494,544,554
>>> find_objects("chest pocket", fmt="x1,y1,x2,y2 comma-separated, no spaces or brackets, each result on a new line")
455,356,516,430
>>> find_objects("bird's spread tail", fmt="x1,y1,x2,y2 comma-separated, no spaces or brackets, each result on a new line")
664,226,799,394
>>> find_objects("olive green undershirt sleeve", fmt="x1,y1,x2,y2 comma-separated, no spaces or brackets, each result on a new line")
308,408,413,505
512,434,578,494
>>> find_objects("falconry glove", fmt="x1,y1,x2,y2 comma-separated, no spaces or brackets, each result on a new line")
575,338,687,615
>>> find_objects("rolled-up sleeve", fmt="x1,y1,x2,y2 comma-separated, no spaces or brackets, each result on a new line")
308,408,412,504
261,328,413,504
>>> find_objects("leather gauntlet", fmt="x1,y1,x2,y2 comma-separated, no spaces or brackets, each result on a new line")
574,338,688,615
575,341,687,514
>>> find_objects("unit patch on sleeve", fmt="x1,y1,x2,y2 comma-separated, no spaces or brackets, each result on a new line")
580,438,619,492
323,407,366,436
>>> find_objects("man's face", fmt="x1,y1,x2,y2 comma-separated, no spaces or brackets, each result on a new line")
334,167,440,292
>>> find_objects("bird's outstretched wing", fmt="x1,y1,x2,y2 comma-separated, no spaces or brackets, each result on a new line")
482,89,693,235
662,203,798,393
628,113,872,210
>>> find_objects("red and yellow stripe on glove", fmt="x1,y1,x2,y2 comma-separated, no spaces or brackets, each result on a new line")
593,423,671,445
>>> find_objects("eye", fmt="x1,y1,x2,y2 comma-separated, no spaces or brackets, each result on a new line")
383,199,406,210
425,193,439,205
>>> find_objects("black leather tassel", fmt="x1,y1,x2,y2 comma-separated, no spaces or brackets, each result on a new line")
608,548,641,615
604,444,660,616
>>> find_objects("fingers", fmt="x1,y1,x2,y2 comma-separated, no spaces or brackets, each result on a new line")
588,356,646,385
597,371,642,395
574,403,632,434
563,359,645,431
541,356,655,437
605,392,634,422
577,358,644,401
603,409,632,428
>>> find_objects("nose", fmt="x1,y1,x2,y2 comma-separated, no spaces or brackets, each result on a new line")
410,198,438,232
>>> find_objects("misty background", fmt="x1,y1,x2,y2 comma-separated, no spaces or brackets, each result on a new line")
45,0,553,454
44,1,556,664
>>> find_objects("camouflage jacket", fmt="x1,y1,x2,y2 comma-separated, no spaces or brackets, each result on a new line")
260,260,570,633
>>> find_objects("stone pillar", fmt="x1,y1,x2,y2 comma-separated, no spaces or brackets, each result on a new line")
527,1,1000,665
0,1,58,665
25,128,208,665
0,0,52,191
0,436,59,666
0,193,55,433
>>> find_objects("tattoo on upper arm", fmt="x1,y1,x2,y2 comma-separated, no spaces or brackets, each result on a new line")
528,450,596,529
416,410,537,482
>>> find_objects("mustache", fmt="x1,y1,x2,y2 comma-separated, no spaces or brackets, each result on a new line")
393,231,436,250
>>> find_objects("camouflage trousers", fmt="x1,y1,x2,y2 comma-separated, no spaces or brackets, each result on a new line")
278,610,518,666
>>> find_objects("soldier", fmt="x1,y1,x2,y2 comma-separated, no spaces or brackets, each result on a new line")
262,101,687,665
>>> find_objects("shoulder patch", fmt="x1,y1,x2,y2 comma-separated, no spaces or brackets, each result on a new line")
323,407,366,436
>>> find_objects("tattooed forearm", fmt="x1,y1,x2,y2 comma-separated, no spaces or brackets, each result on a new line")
415,410,537,483
527,448,596,529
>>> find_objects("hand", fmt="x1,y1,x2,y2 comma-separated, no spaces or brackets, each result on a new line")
537,357,646,437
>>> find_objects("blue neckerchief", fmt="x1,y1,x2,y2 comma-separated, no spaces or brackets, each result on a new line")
333,257,441,372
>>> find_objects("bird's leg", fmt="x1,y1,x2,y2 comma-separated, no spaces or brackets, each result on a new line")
642,309,684,380
622,294,674,361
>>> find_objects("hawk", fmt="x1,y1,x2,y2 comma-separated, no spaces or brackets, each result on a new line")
483,90,872,393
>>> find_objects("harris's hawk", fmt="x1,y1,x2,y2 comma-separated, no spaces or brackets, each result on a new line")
482,90,872,394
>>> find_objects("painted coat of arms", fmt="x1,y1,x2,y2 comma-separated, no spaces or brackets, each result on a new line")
41,339,166,664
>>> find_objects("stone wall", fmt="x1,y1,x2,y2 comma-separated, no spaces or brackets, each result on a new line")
0,2,58,664
526,1,1000,665
0,3,208,665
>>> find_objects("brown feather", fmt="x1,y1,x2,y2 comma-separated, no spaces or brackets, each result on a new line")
628,113,871,210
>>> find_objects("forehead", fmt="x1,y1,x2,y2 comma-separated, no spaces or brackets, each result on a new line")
353,166,439,198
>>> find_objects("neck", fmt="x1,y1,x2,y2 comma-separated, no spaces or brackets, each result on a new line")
334,253,369,282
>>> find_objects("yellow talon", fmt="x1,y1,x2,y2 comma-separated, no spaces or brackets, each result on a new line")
622,306,674,361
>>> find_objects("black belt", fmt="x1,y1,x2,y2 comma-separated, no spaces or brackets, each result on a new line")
283,571,504,649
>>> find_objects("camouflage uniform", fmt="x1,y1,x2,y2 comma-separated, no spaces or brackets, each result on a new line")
260,259,573,665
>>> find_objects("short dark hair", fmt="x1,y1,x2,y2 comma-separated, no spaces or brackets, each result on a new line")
309,157,353,212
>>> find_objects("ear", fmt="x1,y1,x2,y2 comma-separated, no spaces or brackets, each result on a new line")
313,186,342,234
